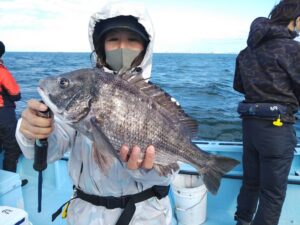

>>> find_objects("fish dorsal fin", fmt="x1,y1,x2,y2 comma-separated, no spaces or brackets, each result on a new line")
119,72,198,138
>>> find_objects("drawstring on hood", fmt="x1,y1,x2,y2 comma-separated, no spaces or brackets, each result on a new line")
88,2,154,80
247,17,298,49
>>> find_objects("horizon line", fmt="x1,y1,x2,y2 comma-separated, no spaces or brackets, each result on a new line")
6,51,238,55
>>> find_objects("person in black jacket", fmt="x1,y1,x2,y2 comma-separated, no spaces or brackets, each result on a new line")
233,1,300,225
0,41,24,176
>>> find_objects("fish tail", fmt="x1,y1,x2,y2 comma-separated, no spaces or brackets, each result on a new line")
194,154,239,195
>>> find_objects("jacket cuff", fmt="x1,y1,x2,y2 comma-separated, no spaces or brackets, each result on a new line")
15,118,35,159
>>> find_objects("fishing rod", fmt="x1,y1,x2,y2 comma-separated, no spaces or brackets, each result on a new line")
33,101,52,213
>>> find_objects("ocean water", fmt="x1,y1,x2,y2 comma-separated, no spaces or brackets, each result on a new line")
4,52,300,142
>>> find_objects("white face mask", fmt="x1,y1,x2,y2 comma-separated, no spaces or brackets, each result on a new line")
105,48,141,71
295,35,300,42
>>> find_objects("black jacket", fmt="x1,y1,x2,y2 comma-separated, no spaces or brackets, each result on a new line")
234,17,300,123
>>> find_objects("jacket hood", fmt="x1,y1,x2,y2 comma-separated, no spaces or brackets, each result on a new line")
88,2,154,80
247,17,298,49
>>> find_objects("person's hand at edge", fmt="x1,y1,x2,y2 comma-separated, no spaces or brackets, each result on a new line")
20,99,53,140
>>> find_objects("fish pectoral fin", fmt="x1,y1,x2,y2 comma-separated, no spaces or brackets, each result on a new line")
90,117,119,173
153,163,179,176
92,143,114,175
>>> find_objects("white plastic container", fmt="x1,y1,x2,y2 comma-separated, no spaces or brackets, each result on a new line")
0,206,32,225
0,169,24,209
171,174,207,225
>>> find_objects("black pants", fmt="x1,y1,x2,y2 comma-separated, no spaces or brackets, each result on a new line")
0,107,22,172
235,118,296,225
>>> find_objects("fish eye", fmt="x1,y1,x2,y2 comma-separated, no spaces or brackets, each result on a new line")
58,77,70,89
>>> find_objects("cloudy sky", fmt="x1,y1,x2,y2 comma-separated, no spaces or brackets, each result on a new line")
0,0,279,53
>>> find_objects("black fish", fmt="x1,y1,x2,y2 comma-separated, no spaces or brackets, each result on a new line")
38,68,239,194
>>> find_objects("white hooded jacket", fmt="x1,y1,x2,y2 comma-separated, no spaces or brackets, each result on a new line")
16,2,174,225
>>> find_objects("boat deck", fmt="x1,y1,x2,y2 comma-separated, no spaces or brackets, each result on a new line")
1,141,299,225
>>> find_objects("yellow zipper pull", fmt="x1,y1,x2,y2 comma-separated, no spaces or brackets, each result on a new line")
273,115,283,127
62,202,70,219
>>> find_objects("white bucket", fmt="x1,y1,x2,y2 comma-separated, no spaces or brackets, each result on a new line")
171,174,207,225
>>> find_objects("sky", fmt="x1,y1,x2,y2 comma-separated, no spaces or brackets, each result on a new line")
0,0,280,53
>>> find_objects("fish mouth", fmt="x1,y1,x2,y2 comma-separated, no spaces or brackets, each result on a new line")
37,87,77,125
37,87,62,115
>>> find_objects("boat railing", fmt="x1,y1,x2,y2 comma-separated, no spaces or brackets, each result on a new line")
191,140,300,185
